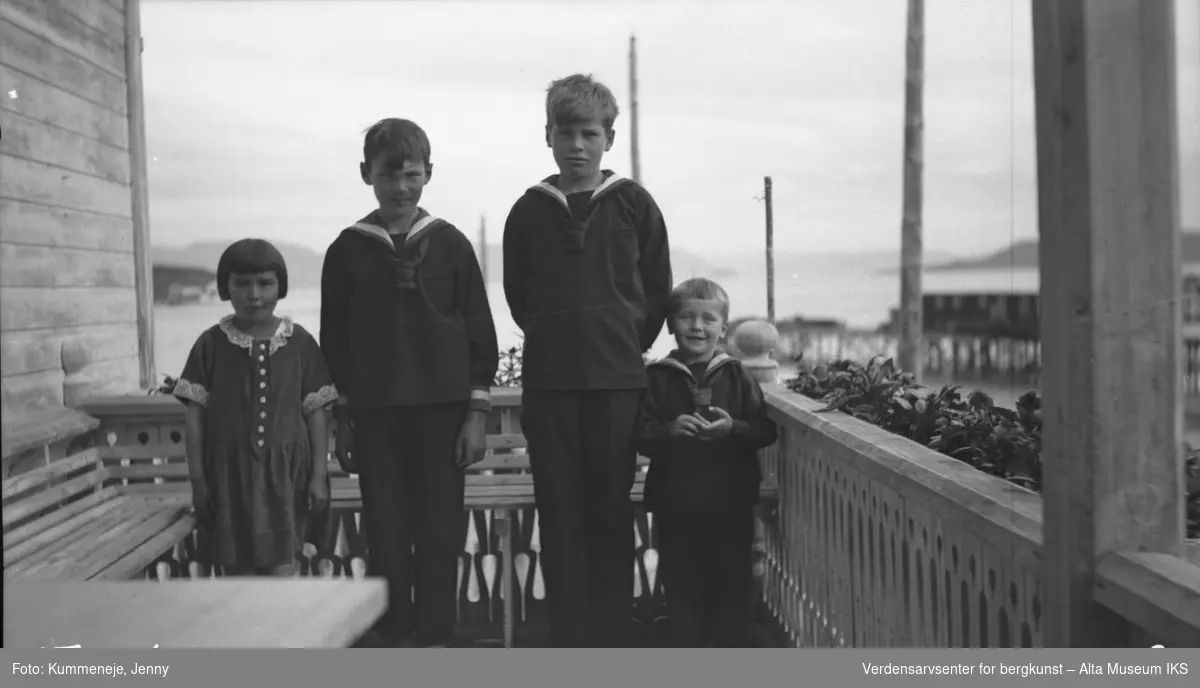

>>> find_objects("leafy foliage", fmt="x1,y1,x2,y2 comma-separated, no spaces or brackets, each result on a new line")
494,340,523,388
785,355,1199,537
149,375,178,396
492,340,647,389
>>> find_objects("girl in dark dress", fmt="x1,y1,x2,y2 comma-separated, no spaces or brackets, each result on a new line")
173,239,339,575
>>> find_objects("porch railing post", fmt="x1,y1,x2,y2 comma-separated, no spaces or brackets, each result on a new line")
497,508,515,648
1032,0,1183,647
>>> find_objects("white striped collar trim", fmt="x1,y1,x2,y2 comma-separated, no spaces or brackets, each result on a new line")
404,213,442,244
649,352,737,383
530,172,629,211
350,211,442,250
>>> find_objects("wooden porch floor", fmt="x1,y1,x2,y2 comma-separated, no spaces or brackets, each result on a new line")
350,620,784,648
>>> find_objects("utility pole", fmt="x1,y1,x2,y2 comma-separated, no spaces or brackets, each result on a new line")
897,0,925,382
764,176,775,323
629,34,641,184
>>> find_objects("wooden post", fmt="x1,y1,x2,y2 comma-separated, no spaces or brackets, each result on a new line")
764,176,775,323
125,0,156,390
628,35,641,184
897,0,925,383
497,509,515,648
1033,0,1183,647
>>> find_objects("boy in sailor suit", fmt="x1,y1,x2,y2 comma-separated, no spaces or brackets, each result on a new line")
321,118,499,647
502,74,674,647
636,278,778,648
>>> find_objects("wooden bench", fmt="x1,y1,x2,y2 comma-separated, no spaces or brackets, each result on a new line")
3,448,195,581
80,390,779,647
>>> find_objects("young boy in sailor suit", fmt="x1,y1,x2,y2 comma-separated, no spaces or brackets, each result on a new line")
321,118,500,648
636,278,778,648
502,73,674,647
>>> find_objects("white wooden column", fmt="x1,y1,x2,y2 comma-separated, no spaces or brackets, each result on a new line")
1032,0,1184,647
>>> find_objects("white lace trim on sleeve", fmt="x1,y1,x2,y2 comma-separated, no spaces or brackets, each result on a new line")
302,384,340,415
173,378,209,407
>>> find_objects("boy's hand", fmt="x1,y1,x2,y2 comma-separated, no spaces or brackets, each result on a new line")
696,406,734,440
307,474,330,514
190,478,214,527
668,414,707,439
334,412,358,474
455,412,487,468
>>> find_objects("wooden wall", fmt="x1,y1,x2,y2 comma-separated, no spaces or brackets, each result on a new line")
0,0,142,414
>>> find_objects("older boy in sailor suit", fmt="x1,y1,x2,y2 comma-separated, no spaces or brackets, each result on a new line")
321,118,500,648
502,74,674,647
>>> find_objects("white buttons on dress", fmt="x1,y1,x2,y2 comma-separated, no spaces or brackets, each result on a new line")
258,425,264,433
258,356,265,362
260,382,266,389
260,396,267,403
260,411,267,419
260,368,267,375
257,440,264,447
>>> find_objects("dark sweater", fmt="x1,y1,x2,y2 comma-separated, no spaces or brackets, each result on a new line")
320,209,499,411
636,352,778,514
502,171,673,391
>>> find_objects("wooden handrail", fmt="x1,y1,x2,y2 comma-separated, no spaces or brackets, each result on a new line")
1094,552,1200,647
761,384,1043,545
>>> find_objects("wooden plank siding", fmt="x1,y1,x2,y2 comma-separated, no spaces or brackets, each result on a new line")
0,0,141,414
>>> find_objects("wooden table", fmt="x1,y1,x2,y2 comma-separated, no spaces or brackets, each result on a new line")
3,578,387,648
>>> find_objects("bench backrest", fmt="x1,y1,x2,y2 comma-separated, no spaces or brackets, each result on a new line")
87,391,649,485
2,449,113,556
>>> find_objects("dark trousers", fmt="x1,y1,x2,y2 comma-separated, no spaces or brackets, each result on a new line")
657,509,756,648
353,403,466,645
522,389,642,647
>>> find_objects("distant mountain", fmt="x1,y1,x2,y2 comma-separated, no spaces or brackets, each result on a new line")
925,240,1041,271
152,240,736,288
737,249,962,278
924,229,1200,271
153,241,327,288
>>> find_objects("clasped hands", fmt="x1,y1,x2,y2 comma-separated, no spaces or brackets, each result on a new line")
667,406,734,441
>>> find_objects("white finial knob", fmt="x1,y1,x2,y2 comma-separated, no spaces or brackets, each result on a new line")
732,320,780,384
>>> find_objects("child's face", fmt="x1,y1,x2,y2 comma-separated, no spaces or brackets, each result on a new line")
361,153,429,222
228,271,279,324
546,116,614,183
670,299,728,361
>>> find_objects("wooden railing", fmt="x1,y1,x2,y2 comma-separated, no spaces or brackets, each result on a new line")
756,384,1200,648
77,385,1200,647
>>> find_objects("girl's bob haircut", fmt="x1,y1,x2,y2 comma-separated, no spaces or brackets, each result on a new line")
216,238,289,301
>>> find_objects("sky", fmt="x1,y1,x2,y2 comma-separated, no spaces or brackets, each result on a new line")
141,0,1200,258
